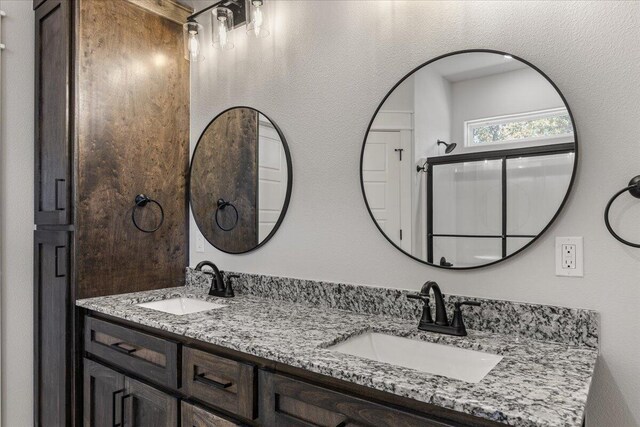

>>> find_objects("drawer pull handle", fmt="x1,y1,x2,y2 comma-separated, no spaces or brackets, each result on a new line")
112,389,124,427
110,342,136,355
194,373,232,389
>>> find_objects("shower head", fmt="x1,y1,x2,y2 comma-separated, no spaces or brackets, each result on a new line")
437,139,457,154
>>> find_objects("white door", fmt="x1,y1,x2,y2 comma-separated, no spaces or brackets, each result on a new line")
258,115,288,241
362,131,403,247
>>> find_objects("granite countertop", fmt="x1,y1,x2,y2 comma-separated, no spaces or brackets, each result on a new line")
77,285,597,427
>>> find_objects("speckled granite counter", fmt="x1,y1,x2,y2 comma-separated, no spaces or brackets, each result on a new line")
77,278,597,427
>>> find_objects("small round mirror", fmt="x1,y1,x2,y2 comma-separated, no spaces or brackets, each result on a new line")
190,107,292,254
361,50,577,269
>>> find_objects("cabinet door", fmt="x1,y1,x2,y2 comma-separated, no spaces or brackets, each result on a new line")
34,229,72,427
181,401,243,427
123,377,178,427
259,371,451,427
35,0,72,225
83,359,126,427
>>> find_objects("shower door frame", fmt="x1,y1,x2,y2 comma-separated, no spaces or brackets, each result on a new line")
426,143,575,265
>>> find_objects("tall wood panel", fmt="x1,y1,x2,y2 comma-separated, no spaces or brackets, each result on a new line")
34,0,191,424
75,0,190,298
34,0,71,225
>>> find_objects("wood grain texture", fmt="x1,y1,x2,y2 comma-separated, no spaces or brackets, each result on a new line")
85,317,179,389
183,346,257,420
34,229,72,427
76,0,189,298
34,0,72,225
259,371,453,427
190,108,259,253
181,401,244,427
126,0,193,24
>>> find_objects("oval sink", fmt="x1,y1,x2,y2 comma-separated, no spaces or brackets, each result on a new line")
137,297,227,315
328,332,503,383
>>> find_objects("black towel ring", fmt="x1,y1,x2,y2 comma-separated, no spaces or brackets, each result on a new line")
604,175,640,248
215,199,239,231
132,194,164,233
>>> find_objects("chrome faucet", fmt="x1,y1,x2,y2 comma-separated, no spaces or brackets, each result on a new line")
195,260,235,298
407,281,480,336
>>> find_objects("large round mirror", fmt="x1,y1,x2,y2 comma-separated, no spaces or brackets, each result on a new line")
190,107,292,254
361,50,577,269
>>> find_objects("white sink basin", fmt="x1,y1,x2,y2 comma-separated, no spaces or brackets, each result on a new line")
137,298,227,315
328,332,503,383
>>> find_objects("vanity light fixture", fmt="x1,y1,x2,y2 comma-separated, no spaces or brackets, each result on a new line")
183,21,205,62
183,0,269,61
212,7,235,50
246,0,269,38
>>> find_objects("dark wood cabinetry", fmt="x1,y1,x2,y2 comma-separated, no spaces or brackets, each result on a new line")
182,402,244,427
34,0,191,424
124,376,179,427
83,359,125,427
34,230,72,426
34,0,72,225
259,371,449,427
81,314,502,427
183,347,257,420
83,359,178,427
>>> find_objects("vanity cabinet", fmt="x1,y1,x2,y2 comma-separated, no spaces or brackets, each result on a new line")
83,359,178,427
182,402,244,427
81,314,502,427
183,347,257,420
258,371,448,427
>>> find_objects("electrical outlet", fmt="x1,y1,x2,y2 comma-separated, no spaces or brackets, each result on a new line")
556,237,583,277
196,234,205,253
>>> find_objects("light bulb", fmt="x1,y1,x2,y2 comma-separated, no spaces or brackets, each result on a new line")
218,17,228,49
247,0,269,38
253,5,263,37
188,31,200,59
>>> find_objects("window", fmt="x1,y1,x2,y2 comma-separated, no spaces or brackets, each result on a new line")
464,108,573,147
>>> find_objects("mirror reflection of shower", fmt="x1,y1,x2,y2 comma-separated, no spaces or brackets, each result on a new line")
361,51,576,268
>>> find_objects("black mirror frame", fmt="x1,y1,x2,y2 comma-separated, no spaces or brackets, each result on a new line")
359,49,579,270
189,106,293,255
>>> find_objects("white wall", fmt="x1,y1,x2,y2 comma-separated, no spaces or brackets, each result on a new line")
190,2,640,425
450,67,564,148
0,1,34,426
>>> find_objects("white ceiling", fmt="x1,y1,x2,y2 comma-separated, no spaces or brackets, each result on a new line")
429,52,528,82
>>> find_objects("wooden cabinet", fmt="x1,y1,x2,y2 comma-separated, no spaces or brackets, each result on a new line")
34,229,72,427
182,402,244,427
34,0,191,423
83,359,125,427
82,315,501,427
259,371,451,427
85,317,179,389
183,347,256,420
83,359,178,427
124,376,179,427
34,0,71,226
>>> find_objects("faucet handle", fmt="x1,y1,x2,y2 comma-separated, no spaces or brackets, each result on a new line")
224,274,238,298
454,301,481,309
450,301,481,336
407,293,434,326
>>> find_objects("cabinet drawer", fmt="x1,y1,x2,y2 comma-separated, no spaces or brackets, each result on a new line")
259,371,451,427
182,401,244,427
183,347,256,420
84,317,179,389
